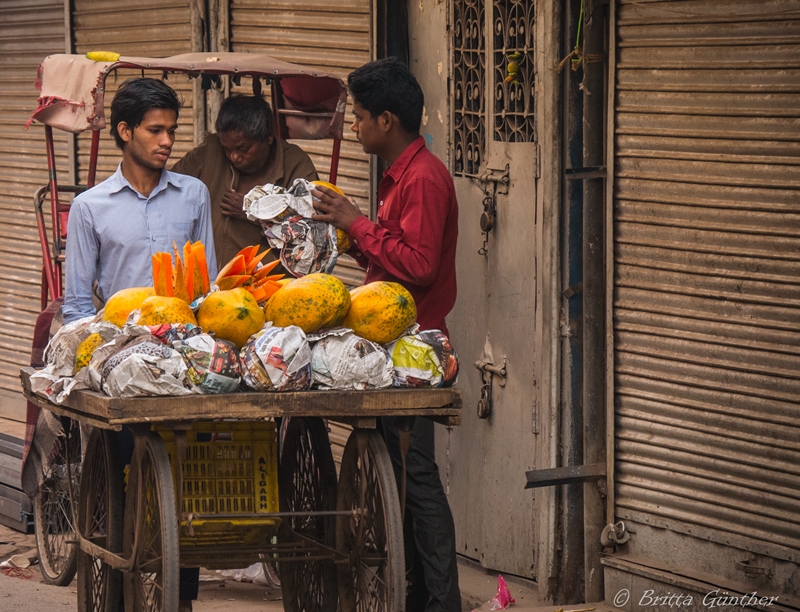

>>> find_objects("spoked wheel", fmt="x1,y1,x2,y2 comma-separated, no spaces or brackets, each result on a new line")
336,430,404,612
77,428,124,612
34,417,82,586
123,431,179,612
278,417,338,612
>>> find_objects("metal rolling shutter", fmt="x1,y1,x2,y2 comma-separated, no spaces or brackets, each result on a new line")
72,0,196,185
230,0,371,287
0,1,67,418
612,0,800,569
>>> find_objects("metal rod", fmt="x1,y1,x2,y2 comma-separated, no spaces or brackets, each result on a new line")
87,129,100,188
33,185,57,304
329,137,342,184
44,125,63,300
582,0,608,603
184,509,358,521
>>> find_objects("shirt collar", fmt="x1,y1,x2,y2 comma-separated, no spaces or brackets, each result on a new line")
107,163,182,197
384,136,427,182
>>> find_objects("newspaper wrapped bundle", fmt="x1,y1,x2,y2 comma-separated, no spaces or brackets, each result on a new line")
29,314,119,403
89,327,195,397
239,324,312,392
243,178,339,277
387,330,459,388
308,328,393,390
145,324,241,393
177,334,241,394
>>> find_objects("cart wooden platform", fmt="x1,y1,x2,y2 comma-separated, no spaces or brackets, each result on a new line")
20,367,462,612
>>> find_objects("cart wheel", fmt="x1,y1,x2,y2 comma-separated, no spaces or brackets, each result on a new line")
34,418,81,586
77,428,124,612
336,430,405,612
278,417,338,612
123,431,179,612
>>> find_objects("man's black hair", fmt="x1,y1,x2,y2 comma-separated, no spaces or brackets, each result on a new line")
215,95,274,141
109,78,181,149
348,57,424,133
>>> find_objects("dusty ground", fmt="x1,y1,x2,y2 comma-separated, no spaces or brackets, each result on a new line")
0,522,550,611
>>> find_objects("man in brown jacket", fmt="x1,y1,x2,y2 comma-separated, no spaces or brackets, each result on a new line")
172,94,318,266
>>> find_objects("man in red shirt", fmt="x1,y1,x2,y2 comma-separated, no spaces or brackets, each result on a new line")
312,57,460,612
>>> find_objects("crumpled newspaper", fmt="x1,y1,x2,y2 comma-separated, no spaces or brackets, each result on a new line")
141,324,241,394
308,327,393,390
177,333,241,394
386,329,459,388
243,178,340,277
84,324,196,397
239,324,312,392
30,314,119,404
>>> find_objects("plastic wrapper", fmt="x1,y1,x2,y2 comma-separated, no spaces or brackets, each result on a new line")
29,314,120,404
309,327,393,390
471,575,515,611
387,330,459,388
243,178,340,277
239,324,312,392
82,325,195,397
176,333,241,394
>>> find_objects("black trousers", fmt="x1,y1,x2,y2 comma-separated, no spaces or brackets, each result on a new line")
117,428,199,601
379,417,461,612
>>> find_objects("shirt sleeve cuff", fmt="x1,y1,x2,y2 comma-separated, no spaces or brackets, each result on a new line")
348,215,373,243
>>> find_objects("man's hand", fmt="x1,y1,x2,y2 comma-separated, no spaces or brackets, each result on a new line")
220,190,249,221
311,186,363,232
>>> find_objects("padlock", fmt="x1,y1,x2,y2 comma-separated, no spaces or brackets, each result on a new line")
480,210,495,232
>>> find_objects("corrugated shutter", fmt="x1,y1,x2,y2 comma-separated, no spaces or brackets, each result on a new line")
229,0,371,287
612,0,800,567
72,0,196,184
0,1,66,417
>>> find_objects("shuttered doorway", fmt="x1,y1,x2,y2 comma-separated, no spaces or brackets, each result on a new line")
0,2,67,420
230,0,371,288
610,0,800,594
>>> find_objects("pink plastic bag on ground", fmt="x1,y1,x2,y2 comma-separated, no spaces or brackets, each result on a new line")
472,575,516,611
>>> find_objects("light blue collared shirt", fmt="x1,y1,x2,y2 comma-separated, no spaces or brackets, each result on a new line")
63,164,218,323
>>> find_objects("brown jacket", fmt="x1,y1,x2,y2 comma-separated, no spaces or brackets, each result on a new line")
172,134,318,266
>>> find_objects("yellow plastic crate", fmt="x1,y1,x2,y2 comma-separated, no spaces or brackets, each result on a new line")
157,421,280,550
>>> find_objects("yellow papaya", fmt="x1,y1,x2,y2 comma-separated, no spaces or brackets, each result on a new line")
342,282,416,344
265,273,350,333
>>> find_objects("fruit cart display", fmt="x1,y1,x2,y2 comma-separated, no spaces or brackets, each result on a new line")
23,53,463,612
21,369,462,612
26,51,349,597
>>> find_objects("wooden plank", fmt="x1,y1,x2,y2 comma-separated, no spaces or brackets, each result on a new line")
20,368,462,426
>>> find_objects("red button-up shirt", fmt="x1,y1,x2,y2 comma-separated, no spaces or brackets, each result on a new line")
348,137,458,336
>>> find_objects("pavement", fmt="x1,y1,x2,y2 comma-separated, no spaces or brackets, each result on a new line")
0,522,605,612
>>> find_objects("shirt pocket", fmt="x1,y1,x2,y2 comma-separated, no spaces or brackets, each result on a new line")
168,221,195,244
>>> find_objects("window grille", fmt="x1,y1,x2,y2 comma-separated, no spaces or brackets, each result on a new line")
492,0,535,142
453,0,486,177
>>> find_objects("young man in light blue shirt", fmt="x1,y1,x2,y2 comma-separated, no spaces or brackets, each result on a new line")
63,77,217,324
61,77,215,612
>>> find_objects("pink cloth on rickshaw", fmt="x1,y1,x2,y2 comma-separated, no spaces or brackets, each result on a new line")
27,53,347,139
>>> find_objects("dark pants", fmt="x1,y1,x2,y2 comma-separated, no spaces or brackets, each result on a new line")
117,428,199,601
379,417,461,612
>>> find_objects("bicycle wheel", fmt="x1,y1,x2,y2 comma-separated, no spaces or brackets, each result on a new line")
278,417,338,612
77,428,124,612
336,430,405,612
123,431,179,612
34,417,81,586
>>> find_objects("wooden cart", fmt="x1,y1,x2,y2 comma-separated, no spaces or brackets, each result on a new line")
21,367,461,612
